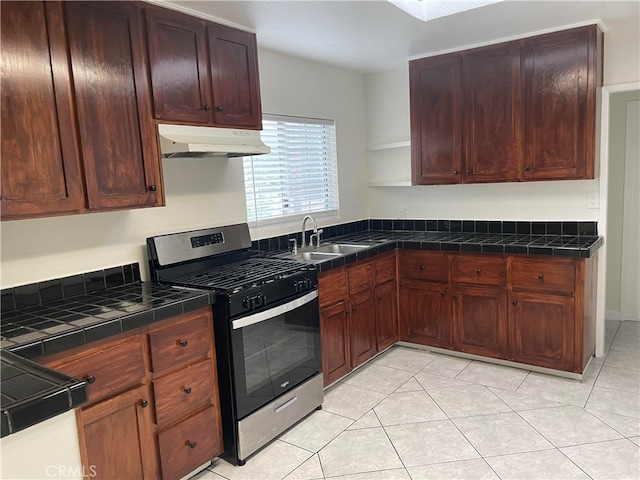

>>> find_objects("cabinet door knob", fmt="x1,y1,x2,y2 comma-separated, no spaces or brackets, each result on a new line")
141,400,149,408
203,104,211,111
186,441,197,449
148,185,157,192
512,300,518,306
466,169,473,174
453,294,458,299
419,265,425,271
524,166,531,171
476,269,481,275
216,105,224,112
85,375,96,384
538,274,544,280
353,306,358,312
183,387,192,395
441,291,446,297
454,170,459,174
179,339,188,347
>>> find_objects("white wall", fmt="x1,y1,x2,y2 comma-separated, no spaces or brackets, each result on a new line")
0,49,368,288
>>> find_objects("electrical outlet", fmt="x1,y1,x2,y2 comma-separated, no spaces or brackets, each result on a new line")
587,192,600,209
398,206,407,219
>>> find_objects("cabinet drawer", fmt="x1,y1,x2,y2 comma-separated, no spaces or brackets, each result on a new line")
374,252,396,285
451,254,507,286
55,337,145,404
398,250,449,282
153,358,214,427
511,258,576,295
158,406,222,480
149,313,211,373
348,261,374,293
318,268,347,308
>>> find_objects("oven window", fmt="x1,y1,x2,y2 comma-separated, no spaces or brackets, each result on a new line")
232,295,321,418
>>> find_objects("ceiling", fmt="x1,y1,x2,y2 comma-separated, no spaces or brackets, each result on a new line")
161,0,640,73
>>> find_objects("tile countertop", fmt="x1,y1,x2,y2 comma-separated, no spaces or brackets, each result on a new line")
292,229,604,274
1,266,213,438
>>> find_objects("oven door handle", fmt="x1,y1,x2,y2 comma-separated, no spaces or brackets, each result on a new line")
232,290,318,330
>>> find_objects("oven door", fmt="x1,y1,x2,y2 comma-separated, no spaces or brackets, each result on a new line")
230,290,321,419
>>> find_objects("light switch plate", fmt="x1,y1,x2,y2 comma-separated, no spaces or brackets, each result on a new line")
398,206,407,219
587,192,600,209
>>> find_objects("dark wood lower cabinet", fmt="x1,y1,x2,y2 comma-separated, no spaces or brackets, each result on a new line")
400,279,451,349
509,292,575,371
320,300,351,386
78,384,158,480
453,285,508,359
375,281,399,352
349,290,376,368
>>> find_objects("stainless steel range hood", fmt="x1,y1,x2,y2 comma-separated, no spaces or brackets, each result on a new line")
158,124,270,158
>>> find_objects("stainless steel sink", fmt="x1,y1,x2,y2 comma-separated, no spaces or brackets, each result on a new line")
315,243,371,255
275,251,342,263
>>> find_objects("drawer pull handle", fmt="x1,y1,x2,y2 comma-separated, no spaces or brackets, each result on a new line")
179,339,188,347
186,441,197,449
512,300,518,306
85,375,96,384
476,269,481,275
183,387,192,395
538,274,544,280
419,265,425,271
141,400,149,408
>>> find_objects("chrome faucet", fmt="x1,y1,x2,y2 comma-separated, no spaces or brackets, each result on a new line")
301,215,318,249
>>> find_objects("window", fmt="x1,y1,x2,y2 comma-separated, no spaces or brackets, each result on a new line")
243,114,339,230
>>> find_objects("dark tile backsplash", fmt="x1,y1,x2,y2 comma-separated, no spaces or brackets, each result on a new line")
1,263,141,313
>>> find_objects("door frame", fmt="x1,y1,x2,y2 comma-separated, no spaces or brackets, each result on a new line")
597,82,640,356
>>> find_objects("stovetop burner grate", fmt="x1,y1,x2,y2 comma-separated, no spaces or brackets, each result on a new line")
170,258,309,293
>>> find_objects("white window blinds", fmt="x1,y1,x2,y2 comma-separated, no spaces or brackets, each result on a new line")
243,114,339,230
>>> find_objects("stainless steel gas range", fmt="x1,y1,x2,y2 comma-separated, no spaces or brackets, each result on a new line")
147,223,323,466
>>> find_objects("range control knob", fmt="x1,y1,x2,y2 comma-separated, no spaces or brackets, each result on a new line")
242,297,253,310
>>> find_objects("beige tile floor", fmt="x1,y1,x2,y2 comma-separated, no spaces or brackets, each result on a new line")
194,320,640,480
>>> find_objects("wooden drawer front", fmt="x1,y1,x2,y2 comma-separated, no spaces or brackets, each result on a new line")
399,250,449,282
451,254,507,286
153,359,214,427
158,406,222,480
55,337,145,404
348,261,374,293
511,258,576,295
318,268,347,308
374,252,396,285
149,314,211,373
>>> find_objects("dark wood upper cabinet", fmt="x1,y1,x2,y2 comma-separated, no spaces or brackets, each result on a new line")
410,55,463,185
463,43,523,183
65,1,160,211
410,25,601,186
145,7,211,124
208,23,263,129
1,1,85,220
523,26,600,180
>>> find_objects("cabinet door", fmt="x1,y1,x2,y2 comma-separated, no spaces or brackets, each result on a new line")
463,43,523,183
208,23,262,129
400,279,451,348
509,292,575,371
409,55,463,185
453,285,508,359
320,300,350,387
1,1,85,220
523,26,598,180
78,384,158,480
145,7,212,124
65,1,161,211
375,281,399,352
349,289,376,368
